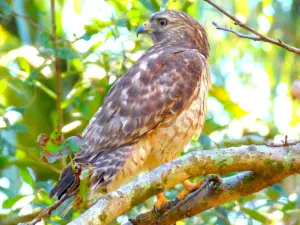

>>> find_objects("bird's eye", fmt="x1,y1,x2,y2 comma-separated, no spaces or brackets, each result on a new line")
157,18,168,27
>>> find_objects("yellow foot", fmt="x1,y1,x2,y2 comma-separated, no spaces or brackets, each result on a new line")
177,180,204,201
154,192,169,210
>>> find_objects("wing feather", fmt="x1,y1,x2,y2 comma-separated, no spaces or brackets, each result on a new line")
82,47,209,152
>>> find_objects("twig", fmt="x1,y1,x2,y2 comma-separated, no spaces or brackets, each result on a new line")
50,0,63,130
204,0,300,55
28,167,82,225
212,21,261,41
265,135,300,147
27,190,78,225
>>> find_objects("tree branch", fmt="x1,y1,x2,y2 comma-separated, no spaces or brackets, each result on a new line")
67,143,300,225
204,0,300,55
127,172,285,225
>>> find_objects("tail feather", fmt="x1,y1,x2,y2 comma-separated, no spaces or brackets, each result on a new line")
49,146,132,200
49,166,75,199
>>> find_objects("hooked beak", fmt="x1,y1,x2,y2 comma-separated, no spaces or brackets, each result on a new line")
136,21,152,37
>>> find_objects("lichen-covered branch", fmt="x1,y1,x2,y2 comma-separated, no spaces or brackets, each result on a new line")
204,0,300,55
127,171,287,225
67,143,300,225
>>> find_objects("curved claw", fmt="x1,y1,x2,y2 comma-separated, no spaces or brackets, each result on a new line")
154,192,169,212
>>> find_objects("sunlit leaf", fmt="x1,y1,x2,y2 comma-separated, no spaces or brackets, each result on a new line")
26,69,41,82
38,32,52,48
241,207,270,223
210,85,247,119
18,166,34,188
0,156,9,169
0,66,11,79
2,195,23,208
38,131,84,163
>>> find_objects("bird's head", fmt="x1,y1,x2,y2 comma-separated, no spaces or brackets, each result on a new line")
137,10,209,57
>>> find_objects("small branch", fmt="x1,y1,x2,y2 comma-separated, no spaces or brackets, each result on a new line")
67,144,300,225
28,168,82,225
212,22,262,41
204,0,300,55
50,0,63,130
27,190,78,225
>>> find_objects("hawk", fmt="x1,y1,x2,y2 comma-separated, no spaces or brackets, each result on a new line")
50,9,211,208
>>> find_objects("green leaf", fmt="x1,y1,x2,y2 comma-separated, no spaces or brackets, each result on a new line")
56,47,78,60
2,195,23,208
79,170,90,199
79,175,89,198
82,32,92,41
271,183,287,198
0,156,9,169
39,32,51,48
18,167,34,188
266,187,280,200
0,65,11,79
210,85,247,119
26,69,41,82
241,207,269,223
149,0,160,11
203,117,228,134
65,136,84,153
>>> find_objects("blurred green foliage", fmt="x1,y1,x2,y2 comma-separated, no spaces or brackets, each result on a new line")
0,0,299,224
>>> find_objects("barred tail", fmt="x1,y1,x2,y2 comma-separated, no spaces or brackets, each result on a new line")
49,146,132,200
49,165,75,199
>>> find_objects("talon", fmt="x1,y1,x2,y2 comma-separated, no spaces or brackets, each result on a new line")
207,175,223,191
154,192,169,212
153,205,160,216
177,180,204,201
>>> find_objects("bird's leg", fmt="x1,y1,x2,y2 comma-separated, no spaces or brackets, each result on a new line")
154,192,169,212
177,179,204,201
177,175,223,201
